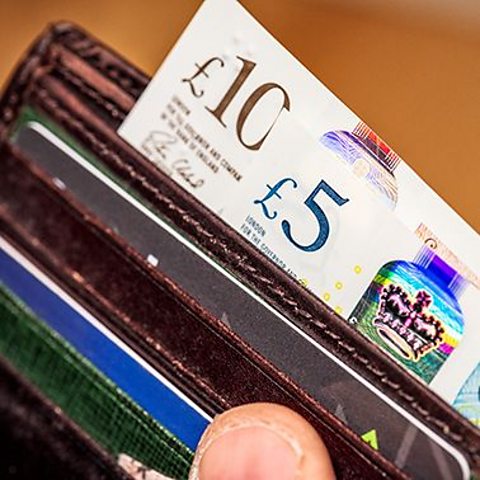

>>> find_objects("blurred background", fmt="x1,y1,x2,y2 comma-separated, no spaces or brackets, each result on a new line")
0,0,479,230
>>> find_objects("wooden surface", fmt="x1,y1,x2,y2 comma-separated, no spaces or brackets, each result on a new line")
0,0,478,230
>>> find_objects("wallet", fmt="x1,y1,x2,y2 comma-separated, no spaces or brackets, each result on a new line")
0,22,478,480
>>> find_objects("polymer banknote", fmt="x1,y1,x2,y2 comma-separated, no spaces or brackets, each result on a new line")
119,0,478,278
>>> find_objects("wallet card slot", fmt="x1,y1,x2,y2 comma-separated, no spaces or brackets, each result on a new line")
0,145,230,417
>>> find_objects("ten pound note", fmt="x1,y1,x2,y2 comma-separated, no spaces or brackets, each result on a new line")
119,0,480,426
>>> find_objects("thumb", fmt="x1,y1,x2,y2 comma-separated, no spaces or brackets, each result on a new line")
189,402,335,480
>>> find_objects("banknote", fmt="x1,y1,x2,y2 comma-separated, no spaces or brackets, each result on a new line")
9,119,472,479
119,0,479,278
454,363,480,427
222,114,480,399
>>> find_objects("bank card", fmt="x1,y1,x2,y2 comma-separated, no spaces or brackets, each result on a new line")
10,118,471,479
0,238,210,451
0,280,194,478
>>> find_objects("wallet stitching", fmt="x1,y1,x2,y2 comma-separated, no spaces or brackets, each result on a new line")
52,59,129,120
58,31,146,97
32,82,476,457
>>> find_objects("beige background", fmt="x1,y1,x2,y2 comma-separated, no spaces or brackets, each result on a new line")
0,0,478,230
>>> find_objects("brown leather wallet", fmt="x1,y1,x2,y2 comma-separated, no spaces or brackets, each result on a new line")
0,23,478,480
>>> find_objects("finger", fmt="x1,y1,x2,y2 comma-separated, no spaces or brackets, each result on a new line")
189,402,335,480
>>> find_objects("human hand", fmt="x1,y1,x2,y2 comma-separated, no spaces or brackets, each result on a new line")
189,402,335,480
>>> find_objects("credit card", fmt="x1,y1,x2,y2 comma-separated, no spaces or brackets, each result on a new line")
0,239,210,451
10,119,470,479
0,280,195,479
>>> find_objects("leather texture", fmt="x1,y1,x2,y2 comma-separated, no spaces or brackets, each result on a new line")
0,22,479,479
